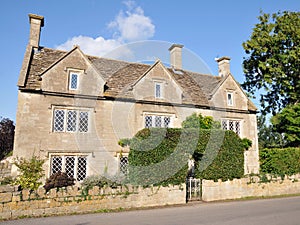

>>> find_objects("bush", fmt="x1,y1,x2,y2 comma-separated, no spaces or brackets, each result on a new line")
43,172,75,192
128,128,245,185
82,174,126,190
13,156,44,191
260,147,300,176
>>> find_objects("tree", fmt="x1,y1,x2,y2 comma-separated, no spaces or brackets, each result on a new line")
257,114,284,149
271,103,300,147
0,117,15,160
242,11,300,115
182,113,221,129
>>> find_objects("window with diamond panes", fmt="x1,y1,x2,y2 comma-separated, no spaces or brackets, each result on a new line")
155,83,162,98
145,116,152,128
155,116,162,127
51,156,62,174
164,116,171,128
53,109,89,133
77,157,87,181
69,73,78,90
144,115,172,128
65,156,75,178
54,110,65,132
79,111,89,132
221,119,241,136
67,110,77,132
119,156,128,175
50,155,87,181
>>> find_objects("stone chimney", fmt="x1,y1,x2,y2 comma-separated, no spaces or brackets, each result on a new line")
169,44,184,70
28,14,44,48
215,56,231,77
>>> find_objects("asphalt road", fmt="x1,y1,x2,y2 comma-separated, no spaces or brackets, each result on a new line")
1,196,300,225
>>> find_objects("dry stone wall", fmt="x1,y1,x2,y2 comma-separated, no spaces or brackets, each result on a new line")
0,184,186,220
202,174,300,201
0,162,11,179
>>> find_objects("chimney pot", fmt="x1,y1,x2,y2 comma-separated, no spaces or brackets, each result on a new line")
169,44,184,70
28,14,44,48
216,56,231,77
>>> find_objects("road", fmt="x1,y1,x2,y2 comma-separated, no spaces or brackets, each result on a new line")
1,196,300,225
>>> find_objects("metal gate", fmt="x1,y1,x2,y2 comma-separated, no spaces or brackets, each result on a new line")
186,178,201,202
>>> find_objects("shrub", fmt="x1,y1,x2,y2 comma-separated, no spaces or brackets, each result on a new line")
82,174,126,190
260,147,300,176
128,128,245,185
44,172,75,192
13,156,44,191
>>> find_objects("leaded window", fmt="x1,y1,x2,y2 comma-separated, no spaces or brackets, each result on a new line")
155,83,162,98
69,73,78,90
144,115,173,128
145,115,152,128
221,119,241,136
50,155,87,181
53,109,89,133
54,110,65,132
119,156,128,175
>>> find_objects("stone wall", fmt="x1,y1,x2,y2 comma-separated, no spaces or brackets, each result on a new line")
0,162,11,179
0,184,186,220
202,174,300,202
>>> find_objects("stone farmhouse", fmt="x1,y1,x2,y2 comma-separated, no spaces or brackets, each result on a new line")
12,14,259,181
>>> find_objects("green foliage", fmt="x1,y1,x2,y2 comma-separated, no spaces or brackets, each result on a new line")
82,174,126,190
242,11,300,115
0,176,14,186
128,128,245,185
271,103,300,147
182,113,221,129
0,117,15,160
118,138,131,147
260,147,300,176
13,156,45,191
257,115,285,149
43,172,75,192
196,130,245,181
241,138,252,150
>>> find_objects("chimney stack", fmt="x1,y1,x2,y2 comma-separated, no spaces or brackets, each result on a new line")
215,56,231,77
169,44,184,70
28,14,44,48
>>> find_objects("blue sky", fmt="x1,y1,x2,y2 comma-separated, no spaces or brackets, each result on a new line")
1,0,299,121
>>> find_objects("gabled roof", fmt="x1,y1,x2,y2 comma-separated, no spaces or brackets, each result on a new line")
20,46,256,111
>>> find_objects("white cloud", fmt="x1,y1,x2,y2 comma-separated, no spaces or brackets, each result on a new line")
55,1,155,58
108,1,155,42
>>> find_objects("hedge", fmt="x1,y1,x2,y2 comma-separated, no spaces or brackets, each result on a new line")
127,128,245,186
260,147,300,176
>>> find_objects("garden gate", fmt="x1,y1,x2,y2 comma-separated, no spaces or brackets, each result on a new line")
186,177,201,202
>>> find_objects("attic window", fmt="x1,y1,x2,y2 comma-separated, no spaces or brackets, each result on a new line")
155,83,162,98
227,92,233,106
69,73,79,90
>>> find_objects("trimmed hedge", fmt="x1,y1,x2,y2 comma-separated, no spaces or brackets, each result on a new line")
260,147,300,176
127,128,245,186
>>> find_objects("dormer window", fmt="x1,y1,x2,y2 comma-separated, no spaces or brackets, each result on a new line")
227,92,233,106
155,83,162,98
69,72,79,90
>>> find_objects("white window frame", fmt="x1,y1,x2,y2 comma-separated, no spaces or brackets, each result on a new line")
155,82,163,98
49,153,88,181
52,107,90,133
227,92,234,106
221,119,241,136
69,72,79,90
67,68,84,91
144,113,174,128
